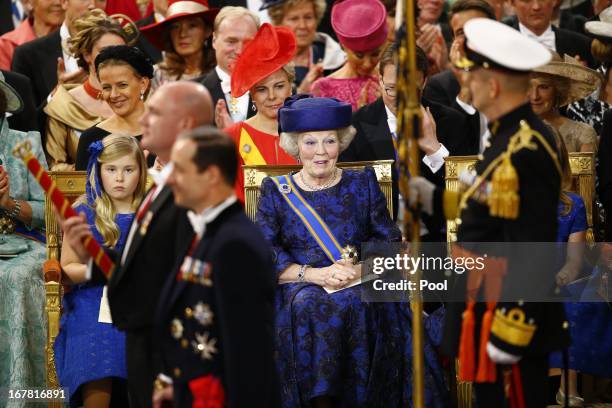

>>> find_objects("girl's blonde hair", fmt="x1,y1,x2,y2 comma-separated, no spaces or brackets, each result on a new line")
84,134,148,248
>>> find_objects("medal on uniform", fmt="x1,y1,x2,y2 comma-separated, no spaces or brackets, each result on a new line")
171,318,184,339
229,96,239,115
193,302,214,326
192,332,218,360
139,211,153,236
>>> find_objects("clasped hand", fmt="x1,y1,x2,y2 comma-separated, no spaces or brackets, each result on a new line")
311,260,359,290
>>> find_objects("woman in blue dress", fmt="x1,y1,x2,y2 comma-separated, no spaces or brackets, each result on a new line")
54,134,148,407
550,134,612,406
255,95,447,407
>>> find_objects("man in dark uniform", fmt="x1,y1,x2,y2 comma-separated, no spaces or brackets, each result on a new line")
409,18,570,407
58,81,214,408
151,127,279,408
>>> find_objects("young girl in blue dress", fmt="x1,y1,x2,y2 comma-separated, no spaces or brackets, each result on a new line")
55,134,148,407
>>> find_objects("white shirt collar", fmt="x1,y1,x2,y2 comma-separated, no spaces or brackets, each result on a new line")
215,65,231,94
59,22,80,74
60,21,70,41
148,162,174,187
518,23,556,50
187,195,238,238
384,104,397,135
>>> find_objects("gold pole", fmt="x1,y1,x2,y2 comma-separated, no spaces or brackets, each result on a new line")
396,0,425,406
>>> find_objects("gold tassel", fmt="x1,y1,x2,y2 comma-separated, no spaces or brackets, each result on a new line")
488,154,519,219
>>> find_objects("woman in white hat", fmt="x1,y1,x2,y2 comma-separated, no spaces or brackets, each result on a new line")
530,54,602,152
567,6,612,134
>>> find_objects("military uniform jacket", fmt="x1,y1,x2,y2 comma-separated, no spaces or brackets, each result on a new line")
154,202,280,408
438,103,570,358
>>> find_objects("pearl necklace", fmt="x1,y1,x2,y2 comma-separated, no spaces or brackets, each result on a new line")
299,168,339,191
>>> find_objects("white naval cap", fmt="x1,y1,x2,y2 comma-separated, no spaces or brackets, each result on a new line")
459,18,552,72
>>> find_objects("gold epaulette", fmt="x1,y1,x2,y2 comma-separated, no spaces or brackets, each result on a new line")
458,121,562,220
490,307,536,347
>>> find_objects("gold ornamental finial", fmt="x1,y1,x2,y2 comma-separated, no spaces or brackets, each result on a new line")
12,140,32,161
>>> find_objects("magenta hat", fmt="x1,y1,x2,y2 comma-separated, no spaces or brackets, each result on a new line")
331,0,388,52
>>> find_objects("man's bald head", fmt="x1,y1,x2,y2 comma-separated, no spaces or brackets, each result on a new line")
140,81,213,163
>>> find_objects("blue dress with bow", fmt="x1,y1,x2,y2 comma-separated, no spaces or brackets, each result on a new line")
256,168,448,407
54,203,132,406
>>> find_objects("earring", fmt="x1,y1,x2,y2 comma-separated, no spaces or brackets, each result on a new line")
140,90,145,101
251,101,257,112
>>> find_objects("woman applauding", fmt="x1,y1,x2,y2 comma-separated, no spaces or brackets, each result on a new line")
310,0,387,110
224,23,298,201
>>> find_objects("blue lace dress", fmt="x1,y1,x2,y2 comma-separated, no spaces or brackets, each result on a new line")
54,203,132,406
550,192,612,377
256,168,448,407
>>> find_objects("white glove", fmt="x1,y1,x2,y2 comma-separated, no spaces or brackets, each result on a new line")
407,176,435,215
486,342,521,364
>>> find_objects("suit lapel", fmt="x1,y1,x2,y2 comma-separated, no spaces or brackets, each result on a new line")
364,100,395,160
246,96,256,119
120,186,172,277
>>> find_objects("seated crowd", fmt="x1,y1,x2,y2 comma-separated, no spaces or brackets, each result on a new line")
0,0,611,407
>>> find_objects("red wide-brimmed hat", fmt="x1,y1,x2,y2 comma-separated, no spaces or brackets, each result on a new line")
230,23,296,98
331,0,388,52
140,0,219,51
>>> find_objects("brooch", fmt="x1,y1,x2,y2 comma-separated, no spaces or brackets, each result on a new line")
278,183,291,194
242,144,251,153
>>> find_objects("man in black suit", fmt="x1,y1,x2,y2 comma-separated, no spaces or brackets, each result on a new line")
504,0,595,67
0,0,16,35
423,0,497,155
340,44,477,241
1,70,38,132
151,127,279,408
197,6,258,128
59,81,214,408
11,0,93,108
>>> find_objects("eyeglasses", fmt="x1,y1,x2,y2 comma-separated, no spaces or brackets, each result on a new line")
381,80,397,97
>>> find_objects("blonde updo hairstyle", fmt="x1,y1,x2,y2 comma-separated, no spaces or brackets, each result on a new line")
279,126,356,159
84,134,148,248
69,9,129,72
592,39,612,63
267,0,327,26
